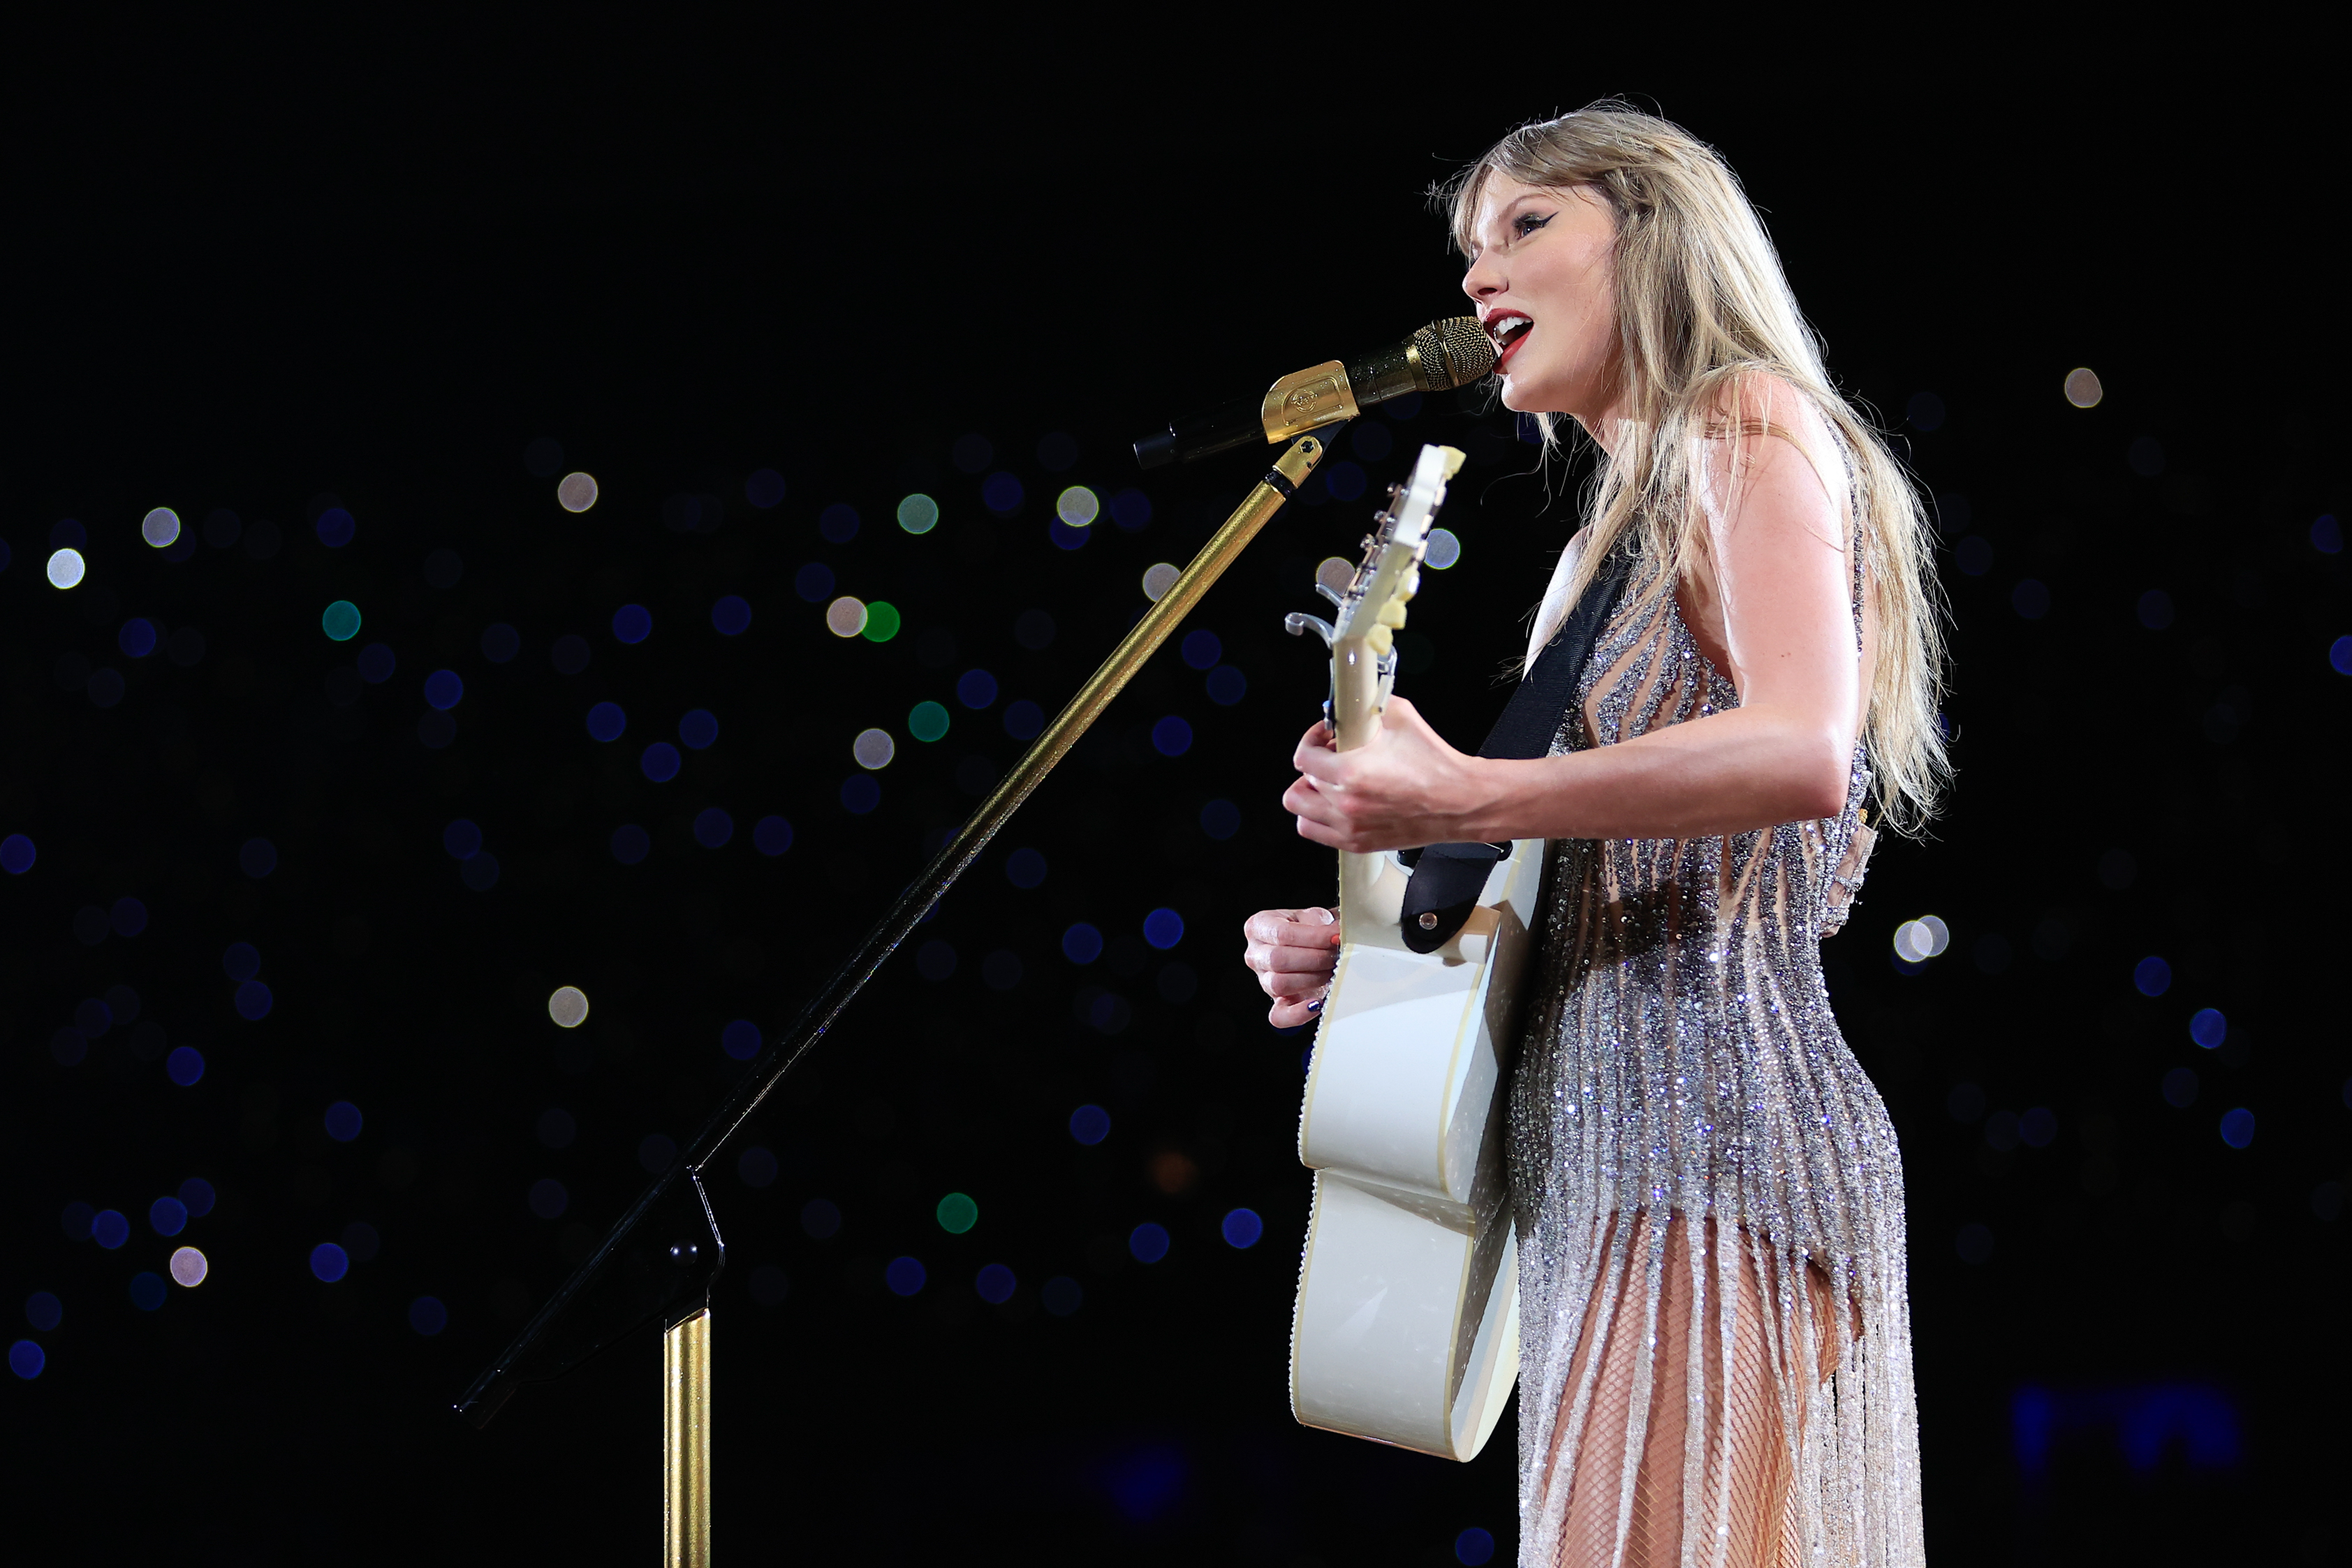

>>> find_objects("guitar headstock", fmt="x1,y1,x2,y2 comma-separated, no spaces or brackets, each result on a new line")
1285,443,1466,750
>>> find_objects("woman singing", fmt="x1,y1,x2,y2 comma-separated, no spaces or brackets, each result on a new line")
1242,105,1943,1566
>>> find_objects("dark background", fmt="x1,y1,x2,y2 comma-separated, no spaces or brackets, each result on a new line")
3,24,2343,1565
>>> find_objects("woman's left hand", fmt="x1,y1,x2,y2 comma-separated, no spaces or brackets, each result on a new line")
1283,696,1488,852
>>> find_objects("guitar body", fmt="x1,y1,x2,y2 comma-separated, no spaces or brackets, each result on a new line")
1284,444,1535,1462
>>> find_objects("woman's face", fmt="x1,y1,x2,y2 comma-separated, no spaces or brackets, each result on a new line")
1460,175,1619,424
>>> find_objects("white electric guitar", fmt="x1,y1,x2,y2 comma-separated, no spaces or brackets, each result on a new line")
1284,443,1543,1462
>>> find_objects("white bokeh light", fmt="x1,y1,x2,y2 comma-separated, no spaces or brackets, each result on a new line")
142,507,182,547
1055,486,1099,526
825,596,869,637
547,986,590,1028
170,1246,209,1287
853,727,896,770
46,549,86,589
1892,915,1951,963
1141,563,1180,602
557,473,599,512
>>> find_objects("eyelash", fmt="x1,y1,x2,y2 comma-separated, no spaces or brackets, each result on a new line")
1514,212,1553,238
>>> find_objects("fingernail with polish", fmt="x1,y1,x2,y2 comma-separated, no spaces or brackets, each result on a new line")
1306,998,1324,1015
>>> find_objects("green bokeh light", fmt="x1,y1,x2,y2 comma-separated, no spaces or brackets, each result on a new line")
935,1192,978,1234
321,600,362,642
862,600,902,643
897,493,939,534
909,700,950,742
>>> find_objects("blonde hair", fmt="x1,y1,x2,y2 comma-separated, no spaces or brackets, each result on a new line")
1441,102,1948,830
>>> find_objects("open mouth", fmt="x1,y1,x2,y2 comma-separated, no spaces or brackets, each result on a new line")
1488,313,1533,371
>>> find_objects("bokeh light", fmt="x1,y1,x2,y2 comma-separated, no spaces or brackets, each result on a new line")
2064,368,2103,408
1427,528,1463,570
128,1273,166,1312
1142,563,1179,602
1055,486,1099,526
956,669,997,709
180,1178,214,1217
8,1341,44,1380
1180,630,1220,670
745,468,786,508
754,815,793,856
1456,1526,1497,1565
712,596,752,635
737,1146,777,1188
25,1292,62,1331
547,986,590,1028
679,709,719,750
409,1296,448,1336
234,981,273,1020
801,1199,842,1240
558,473,599,512
142,507,182,547
1221,1208,1263,1249
795,563,835,603
721,1020,761,1060
916,940,956,980
975,1264,1017,1305
839,776,881,814
2135,956,2172,997
481,623,521,663
1892,916,1950,963
47,549,86,589
2190,1008,2228,1049
1207,667,1247,706
1042,1276,1083,1317
641,741,682,782
150,1197,187,1236
324,1101,364,1143
853,728,895,770
1,834,34,873
360,642,397,683
309,1243,349,1283
862,601,902,642
825,597,868,637
819,503,860,542
1002,700,1043,740
908,701,949,741
166,1046,205,1085
1005,848,1047,889
170,1247,208,1287
693,808,733,848
897,494,939,534
315,508,355,547
885,1257,927,1296
612,604,652,644
1143,908,1184,949
223,942,260,981
92,1210,129,1250
424,669,464,710
936,1192,978,1234
1069,1104,1111,1146
1062,923,1103,965
240,837,279,878
982,473,1023,515
587,701,627,741
443,819,483,859
115,619,155,658
1151,717,1192,757
2219,1108,2256,1149
529,1178,568,1219
1129,1223,1170,1264
610,824,651,864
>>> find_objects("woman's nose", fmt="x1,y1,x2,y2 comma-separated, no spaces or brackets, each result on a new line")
1461,257,1501,302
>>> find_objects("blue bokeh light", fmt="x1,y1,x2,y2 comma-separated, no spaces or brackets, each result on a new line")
679,709,719,750
1062,923,1104,965
2134,956,2172,997
2330,635,2352,677
1152,716,1193,757
239,838,278,878
746,469,786,509
916,940,956,981
1002,699,1043,740
128,1273,166,1312
1455,1527,1497,1566
2189,1008,2227,1049
794,563,835,603
1068,1104,1111,1146
839,775,881,814
1221,1208,1264,1249
235,981,273,1020
610,824,651,865
93,1210,130,1250
166,1046,205,1085
1198,799,1240,840
1180,630,1221,670
641,742,682,783
1143,908,1184,950
1207,666,1247,707
1129,1222,1170,1264
2219,1108,2256,1149
587,701,627,741
1,834,35,874
612,604,653,644
1110,489,1152,531
818,503,860,542
358,642,397,683
424,670,464,710
443,818,484,859
409,1296,448,1336
111,896,147,936
223,942,260,980
61,1204,95,1242
721,1020,761,1060
180,1178,216,1216
324,1101,364,1142
310,1243,350,1283
119,618,159,658
885,1257,927,1296
1006,848,1047,889
529,1178,568,1219
981,473,1024,515
712,595,752,635
315,508,356,547
480,623,521,664
976,1264,1017,1305
149,1197,188,1236
693,808,733,848
957,669,999,709
8,1341,43,1380
754,815,793,856
25,1292,62,1331
1042,1276,1083,1316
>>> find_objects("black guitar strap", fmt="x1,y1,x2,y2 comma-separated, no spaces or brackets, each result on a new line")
1397,537,1637,954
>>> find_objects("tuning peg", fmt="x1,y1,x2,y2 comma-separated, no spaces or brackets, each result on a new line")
1375,599,1408,629
1364,623,1394,657
1284,612,1335,647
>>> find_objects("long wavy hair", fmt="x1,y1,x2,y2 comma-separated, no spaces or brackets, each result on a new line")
1441,103,1948,830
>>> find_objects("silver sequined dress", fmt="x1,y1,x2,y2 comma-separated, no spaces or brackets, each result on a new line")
1507,561,1925,1567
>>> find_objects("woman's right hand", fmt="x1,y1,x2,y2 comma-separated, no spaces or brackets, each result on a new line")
1241,907,1342,1030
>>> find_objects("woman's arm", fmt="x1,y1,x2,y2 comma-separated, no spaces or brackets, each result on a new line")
1284,417,1860,849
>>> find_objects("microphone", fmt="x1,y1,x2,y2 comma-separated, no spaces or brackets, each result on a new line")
1131,318,1497,470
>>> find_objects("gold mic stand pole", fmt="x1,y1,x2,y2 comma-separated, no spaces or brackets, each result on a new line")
663,1307,712,1568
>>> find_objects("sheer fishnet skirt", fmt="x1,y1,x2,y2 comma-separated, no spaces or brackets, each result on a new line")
1536,1212,1846,1568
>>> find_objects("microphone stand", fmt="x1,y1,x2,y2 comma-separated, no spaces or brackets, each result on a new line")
454,432,1333,1566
